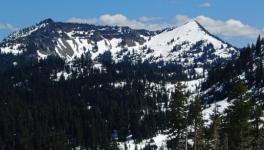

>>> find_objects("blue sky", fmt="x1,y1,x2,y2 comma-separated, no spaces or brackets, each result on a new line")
0,0,263,47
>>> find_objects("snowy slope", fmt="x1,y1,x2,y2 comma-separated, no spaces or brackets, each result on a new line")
0,19,239,81
144,21,237,63
202,38,264,105
0,19,238,62
0,19,154,61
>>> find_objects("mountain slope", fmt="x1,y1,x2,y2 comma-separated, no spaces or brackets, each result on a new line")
145,21,237,63
0,19,238,66
202,36,264,104
0,19,155,60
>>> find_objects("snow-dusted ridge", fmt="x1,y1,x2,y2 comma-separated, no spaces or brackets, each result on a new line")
0,19,240,98
0,19,239,82
0,19,238,61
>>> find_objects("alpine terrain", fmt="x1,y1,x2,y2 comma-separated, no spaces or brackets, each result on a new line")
0,18,263,150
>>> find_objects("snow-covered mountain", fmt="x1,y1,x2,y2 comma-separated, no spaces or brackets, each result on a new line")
0,19,240,84
145,21,237,64
0,19,155,60
1,19,259,150
0,19,238,65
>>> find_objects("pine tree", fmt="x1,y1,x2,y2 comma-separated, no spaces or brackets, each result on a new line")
250,100,264,149
191,96,204,150
229,82,247,100
256,35,262,55
255,61,263,85
223,83,253,150
208,102,221,150
167,83,188,150
52,130,70,150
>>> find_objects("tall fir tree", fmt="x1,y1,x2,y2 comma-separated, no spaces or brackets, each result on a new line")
223,83,253,150
256,35,262,55
167,83,188,150
250,99,264,149
191,96,204,150
208,102,221,150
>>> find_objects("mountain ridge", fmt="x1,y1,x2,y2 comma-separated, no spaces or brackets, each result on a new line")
0,19,239,79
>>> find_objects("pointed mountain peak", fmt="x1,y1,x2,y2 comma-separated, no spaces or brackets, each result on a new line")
38,18,54,25
180,20,205,30
193,20,208,30
162,20,210,37
160,20,201,33
175,19,226,43
185,19,200,25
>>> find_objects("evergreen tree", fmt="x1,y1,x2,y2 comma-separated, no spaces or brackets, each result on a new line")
191,96,204,150
223,83,253,150
256,35,262,55
208,103,221,150
229,82,247,100
167,83,188,150
250,100,264,149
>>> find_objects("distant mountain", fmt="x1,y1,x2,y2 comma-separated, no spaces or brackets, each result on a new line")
0,18,156,60
0,18,244,100
0,19,238,77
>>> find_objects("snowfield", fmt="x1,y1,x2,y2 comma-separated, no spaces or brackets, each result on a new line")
118,134,168,150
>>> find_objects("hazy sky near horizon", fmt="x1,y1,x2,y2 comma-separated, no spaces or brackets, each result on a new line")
0,0,263,47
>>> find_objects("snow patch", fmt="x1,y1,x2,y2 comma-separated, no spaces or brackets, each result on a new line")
203,98,230,125
0,44,24,55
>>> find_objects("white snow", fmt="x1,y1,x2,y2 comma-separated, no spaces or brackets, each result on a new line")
153,134,168,148
194,68,204,75
0,44,24,55
203,98,230,125
118,134,168,150
54,71,71,81
1,20,238,71
29,20,238,68
238,72,246,80
143,21,236,63
37,50,48,60
112,81,127,88
181,78,205,94
13,61,18,66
